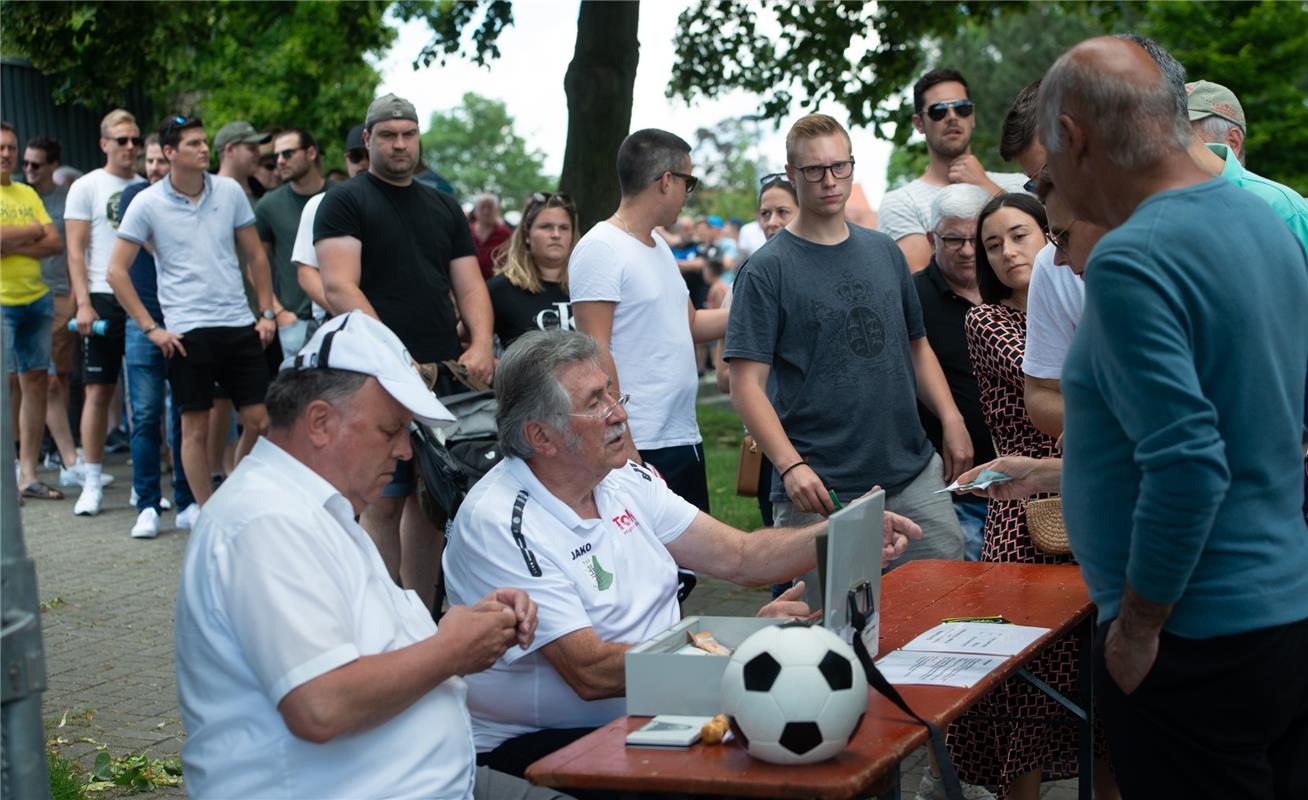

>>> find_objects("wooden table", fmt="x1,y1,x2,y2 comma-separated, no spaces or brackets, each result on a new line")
526,560,1095,799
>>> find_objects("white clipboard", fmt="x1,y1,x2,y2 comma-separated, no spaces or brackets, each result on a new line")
822,489,885,658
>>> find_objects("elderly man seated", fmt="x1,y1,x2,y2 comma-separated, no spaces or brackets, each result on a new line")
444,329,920,776
174,311,570,800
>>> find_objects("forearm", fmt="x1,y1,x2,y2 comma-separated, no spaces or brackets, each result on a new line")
543,634,631,701
1,223,42,247
730,375,801,472
1115,583,1174,638
323,279,378,319
689,307,727,343
247,254,276,313
454,284,494,351
1024,375,1065,438
65,224,92,305
106,260,154,330
912,340,964,425
297,265,328,310
731,522,820,585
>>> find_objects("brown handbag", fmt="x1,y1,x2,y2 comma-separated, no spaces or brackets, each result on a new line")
1025,496,1072,556
736,434,763,497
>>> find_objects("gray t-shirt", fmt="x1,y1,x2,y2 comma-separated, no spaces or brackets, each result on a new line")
37,183,69,294
725,225,934,499
254,183,320,318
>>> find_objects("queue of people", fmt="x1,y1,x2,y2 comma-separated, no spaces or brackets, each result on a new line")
3,31,1306,800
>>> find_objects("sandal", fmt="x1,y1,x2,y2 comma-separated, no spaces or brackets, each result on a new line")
20,481,64,500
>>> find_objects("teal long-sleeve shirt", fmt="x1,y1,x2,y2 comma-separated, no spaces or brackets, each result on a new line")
1062,177,1308,638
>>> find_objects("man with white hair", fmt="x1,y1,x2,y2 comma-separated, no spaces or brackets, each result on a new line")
1186,80,1246,165
1041,36,1308,797
912,183,996,561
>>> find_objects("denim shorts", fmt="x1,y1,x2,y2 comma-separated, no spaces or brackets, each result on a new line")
2,292,55,374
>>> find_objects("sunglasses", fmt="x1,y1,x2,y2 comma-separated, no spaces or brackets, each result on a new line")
22,160,47,169
275,147,303,161
924,99,975,121
530,191,574,208
111,136,144,147
668,171,699,193
345,149,368,164
759,172,793,187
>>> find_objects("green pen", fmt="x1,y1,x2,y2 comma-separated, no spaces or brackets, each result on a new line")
828,489,843,511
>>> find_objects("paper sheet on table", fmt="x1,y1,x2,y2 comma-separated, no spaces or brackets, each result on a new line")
875,650,1007,687
900,622,1051,656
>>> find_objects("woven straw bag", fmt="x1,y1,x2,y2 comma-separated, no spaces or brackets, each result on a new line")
1025,496,1071,556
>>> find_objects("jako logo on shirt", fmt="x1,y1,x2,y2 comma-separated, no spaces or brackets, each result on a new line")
570,543,592,561
611,509,640,534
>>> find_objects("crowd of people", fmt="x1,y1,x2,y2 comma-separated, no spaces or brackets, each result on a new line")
2,29,1306,800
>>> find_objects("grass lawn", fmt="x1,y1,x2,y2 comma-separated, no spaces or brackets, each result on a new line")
697,400,765,531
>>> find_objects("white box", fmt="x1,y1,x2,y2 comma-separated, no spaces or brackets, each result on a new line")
625,615,783,716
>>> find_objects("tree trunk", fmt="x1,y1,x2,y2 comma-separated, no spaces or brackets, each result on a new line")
559,0,640,235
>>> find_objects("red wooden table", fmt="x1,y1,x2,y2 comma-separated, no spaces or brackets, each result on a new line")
526,560,1094,799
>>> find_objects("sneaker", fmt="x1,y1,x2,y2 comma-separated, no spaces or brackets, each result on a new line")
59,462,115,488
130,508,160,539
128,488,172,510
914,773,995,800
73,485,103,516
175,503,200,530
104,427,130,454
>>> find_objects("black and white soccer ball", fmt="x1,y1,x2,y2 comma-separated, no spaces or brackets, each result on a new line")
719,624,868,765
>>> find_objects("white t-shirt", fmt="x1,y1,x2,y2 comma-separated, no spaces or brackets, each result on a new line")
736,220,767,261
1022,243,1085,380
116,175,256,334
568,222,702,450
175,438,476,799
444,457,698,751
291,193,327,322
63,168,145,294
877,172,1030,241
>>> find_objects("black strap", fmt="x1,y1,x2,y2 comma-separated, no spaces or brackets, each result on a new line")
852,619,964,800
510,490,542,577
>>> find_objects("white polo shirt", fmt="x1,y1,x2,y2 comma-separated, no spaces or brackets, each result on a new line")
1022,243,1085,380
175,437,476,799
444,457,699,751
568,222,703,451
116,173,256,334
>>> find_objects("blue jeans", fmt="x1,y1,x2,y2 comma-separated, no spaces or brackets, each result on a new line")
124,320,193,511
2,292,54,373
954,500,988,562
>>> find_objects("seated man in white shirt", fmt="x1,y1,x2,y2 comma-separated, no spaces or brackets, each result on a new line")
444,329,920,777
174,311,570,800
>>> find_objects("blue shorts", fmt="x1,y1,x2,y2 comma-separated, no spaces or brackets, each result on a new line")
2,292,55,374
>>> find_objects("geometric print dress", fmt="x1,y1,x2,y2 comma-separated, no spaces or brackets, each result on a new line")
947,301,1098,796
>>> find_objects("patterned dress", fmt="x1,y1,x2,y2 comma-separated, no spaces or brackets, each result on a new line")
947,302,1093,795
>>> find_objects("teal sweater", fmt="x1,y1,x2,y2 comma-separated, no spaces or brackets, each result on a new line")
1062,178,1308,638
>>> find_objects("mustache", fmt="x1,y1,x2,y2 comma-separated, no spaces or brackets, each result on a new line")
605,421,627,444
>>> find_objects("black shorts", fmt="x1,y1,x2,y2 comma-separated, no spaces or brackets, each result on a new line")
641,443,711,513
82,293,127,385
168,326,271,412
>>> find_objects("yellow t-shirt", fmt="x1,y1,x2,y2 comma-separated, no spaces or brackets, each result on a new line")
1,181,54,305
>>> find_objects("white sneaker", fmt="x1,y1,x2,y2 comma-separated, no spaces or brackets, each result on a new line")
73,485,103,516
128,488,172,510
59,462,115,488
914,772,996,800
175,503,200,530
130,508,160,539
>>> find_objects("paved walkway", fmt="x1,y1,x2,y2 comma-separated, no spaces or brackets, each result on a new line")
21,452,1080,799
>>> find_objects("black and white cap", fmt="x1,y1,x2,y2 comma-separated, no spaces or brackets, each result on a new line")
286,311,455,427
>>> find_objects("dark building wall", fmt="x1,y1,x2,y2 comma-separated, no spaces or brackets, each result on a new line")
1,58,152,173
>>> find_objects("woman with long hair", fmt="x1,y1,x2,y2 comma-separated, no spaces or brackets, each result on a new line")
487,192,578,349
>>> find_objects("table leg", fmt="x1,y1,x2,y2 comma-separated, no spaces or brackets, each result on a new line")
1077,615,1093,800
874,763,901,800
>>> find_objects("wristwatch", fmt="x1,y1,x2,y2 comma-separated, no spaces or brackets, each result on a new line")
261,308,276,321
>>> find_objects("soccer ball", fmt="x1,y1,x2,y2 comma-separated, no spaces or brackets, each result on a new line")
720,624,868,765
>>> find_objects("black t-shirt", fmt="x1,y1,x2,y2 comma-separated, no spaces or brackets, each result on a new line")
486,275,572,349
313,173,475,362
912,257,996,500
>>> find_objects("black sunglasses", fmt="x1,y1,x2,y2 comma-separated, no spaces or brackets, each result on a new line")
275,147,304,161
924,99,975,121
22,160,47,169
530,191,574,207
112,136,144,147
345,149,368,164
759,172,792,187
668,171,699,193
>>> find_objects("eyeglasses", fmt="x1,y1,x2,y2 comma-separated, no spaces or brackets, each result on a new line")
345,148,368,164
111,136,144,148
924,99,975,121
1046,223,1073,257
936,235,974,251
667,171,698,194
790,159,855,183
22,160,47,170
275,147,303,161
567,392,630,421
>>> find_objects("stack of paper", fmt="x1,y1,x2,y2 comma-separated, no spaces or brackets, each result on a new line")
875,622,1050,688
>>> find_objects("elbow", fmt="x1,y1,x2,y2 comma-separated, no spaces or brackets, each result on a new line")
279,699,346,744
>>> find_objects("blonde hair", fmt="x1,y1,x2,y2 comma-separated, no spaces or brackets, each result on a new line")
100,109,137,137
495,194,578,294
785,113,851,164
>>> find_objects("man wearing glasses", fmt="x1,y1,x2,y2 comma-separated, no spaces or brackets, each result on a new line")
878,69,1028,272
570,128,726,523
728,114,971,611
64,108,146,516
255,128,326,355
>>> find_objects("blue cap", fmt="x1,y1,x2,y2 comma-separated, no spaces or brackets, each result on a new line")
707,215,723,228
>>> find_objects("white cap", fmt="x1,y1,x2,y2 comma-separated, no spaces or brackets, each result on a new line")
285,311,455,427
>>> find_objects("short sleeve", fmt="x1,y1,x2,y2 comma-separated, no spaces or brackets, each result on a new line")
116,191,152,246
63,175,93,222
314,183,362,244
1024,249,1083,379
567,237,624,302
229,182,256,230
254,194,275,243
723,257,780,364
442,193,476,260
291,195,322,268
217,517,362,703
877,186,927,240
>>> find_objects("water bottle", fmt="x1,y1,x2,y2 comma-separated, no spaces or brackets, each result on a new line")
67,319,109,336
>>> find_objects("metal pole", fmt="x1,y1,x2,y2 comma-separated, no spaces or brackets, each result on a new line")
1,323,53,800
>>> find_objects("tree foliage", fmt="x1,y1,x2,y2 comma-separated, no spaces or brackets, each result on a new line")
0,0,395,169
688,116,769,221
420,92,553,211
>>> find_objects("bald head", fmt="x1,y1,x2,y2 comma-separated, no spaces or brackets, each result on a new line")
1038,36,1191,170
